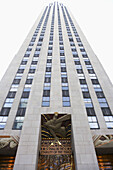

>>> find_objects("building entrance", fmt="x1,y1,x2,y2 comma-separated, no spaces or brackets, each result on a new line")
38,113,75,169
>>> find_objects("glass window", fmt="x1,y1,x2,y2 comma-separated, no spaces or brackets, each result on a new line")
0,108,10,116
101,108,112,116
13,79,21,84
63,101,70,107
17,108,26,116
82,92,90,98
25,79,33,84
13,117,24,130
7,92,16,98
43,90,50,97
29,69,35,73
42,101,50,107
17,69,24,74
22,92,30,98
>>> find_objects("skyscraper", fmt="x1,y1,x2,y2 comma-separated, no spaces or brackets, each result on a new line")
0,2,113,170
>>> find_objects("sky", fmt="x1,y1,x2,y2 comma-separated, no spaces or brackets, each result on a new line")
0,0,113,84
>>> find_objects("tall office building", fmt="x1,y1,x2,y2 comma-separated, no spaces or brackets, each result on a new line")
0,2,113,170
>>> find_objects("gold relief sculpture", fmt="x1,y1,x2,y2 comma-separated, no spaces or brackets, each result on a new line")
38,113,75,170
43,112,71,145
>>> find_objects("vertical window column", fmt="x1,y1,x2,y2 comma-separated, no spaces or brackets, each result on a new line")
57,4,71,107
42,4,55,107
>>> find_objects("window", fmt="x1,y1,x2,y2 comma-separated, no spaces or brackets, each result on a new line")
21,61,27,65
7,92,16,98
60,59,65,63
13,79,21,84
31,61,38,65
63,97,70,107
29,69,35,73
62,77,68,83
24,54,30,57
61,67,66,72
74,61,80,65
3,98,14,108
98,98,108,107
82,54,88,58
25,79,33,84
45,77,51,83
79,79,86,84
91,79,99,84
16,108,26,116
71,48,76,52
85,61,91,65
88,116,99,129
86,108,95,116
77,69,83,74
0,108,10,116
13,117,24,130
69,38,73,42
48,52,52,56
60,47,64,50
96,92,105,98
62,90,69,97
19,98,28,108
21,92,30,98
48,47,52,50
102,107,112,116
47,59,52,63
88,69,95,74
82,92,90,98
80,48,85,52
76,38,81,42
84,98,93,107
17,69,24,74
104,116,113,129
0,116,8,129
43,90,50,97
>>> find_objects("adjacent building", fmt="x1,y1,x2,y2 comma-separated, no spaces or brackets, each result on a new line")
0,2,113,170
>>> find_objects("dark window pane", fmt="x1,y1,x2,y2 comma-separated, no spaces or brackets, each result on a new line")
85,61,91,65
77,69,83,74
0,108,10,116
62,90,69,97
21,61,27,65
31,61,38,65
13,79,21,84
17,108,26,116
82,92,90,98
60,59,65,63
46,67,51,72
61,67,66,72
96,92,105,98
88,69,95,74
101,108,112,116
17,69,24,73
25,79,33,84
74,61,80,65
22,92,30,98
91,79,99,84
7,92,16,98
62,77,68,83
86,108,95,116
29,69,35,73
79,79,86,84
43,90,50,97
47,59,52,63
45,77,51,83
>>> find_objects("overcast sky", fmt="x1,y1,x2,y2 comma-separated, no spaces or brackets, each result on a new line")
0,0,113,84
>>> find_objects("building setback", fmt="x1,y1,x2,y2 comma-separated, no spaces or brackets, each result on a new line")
0,2,113,170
